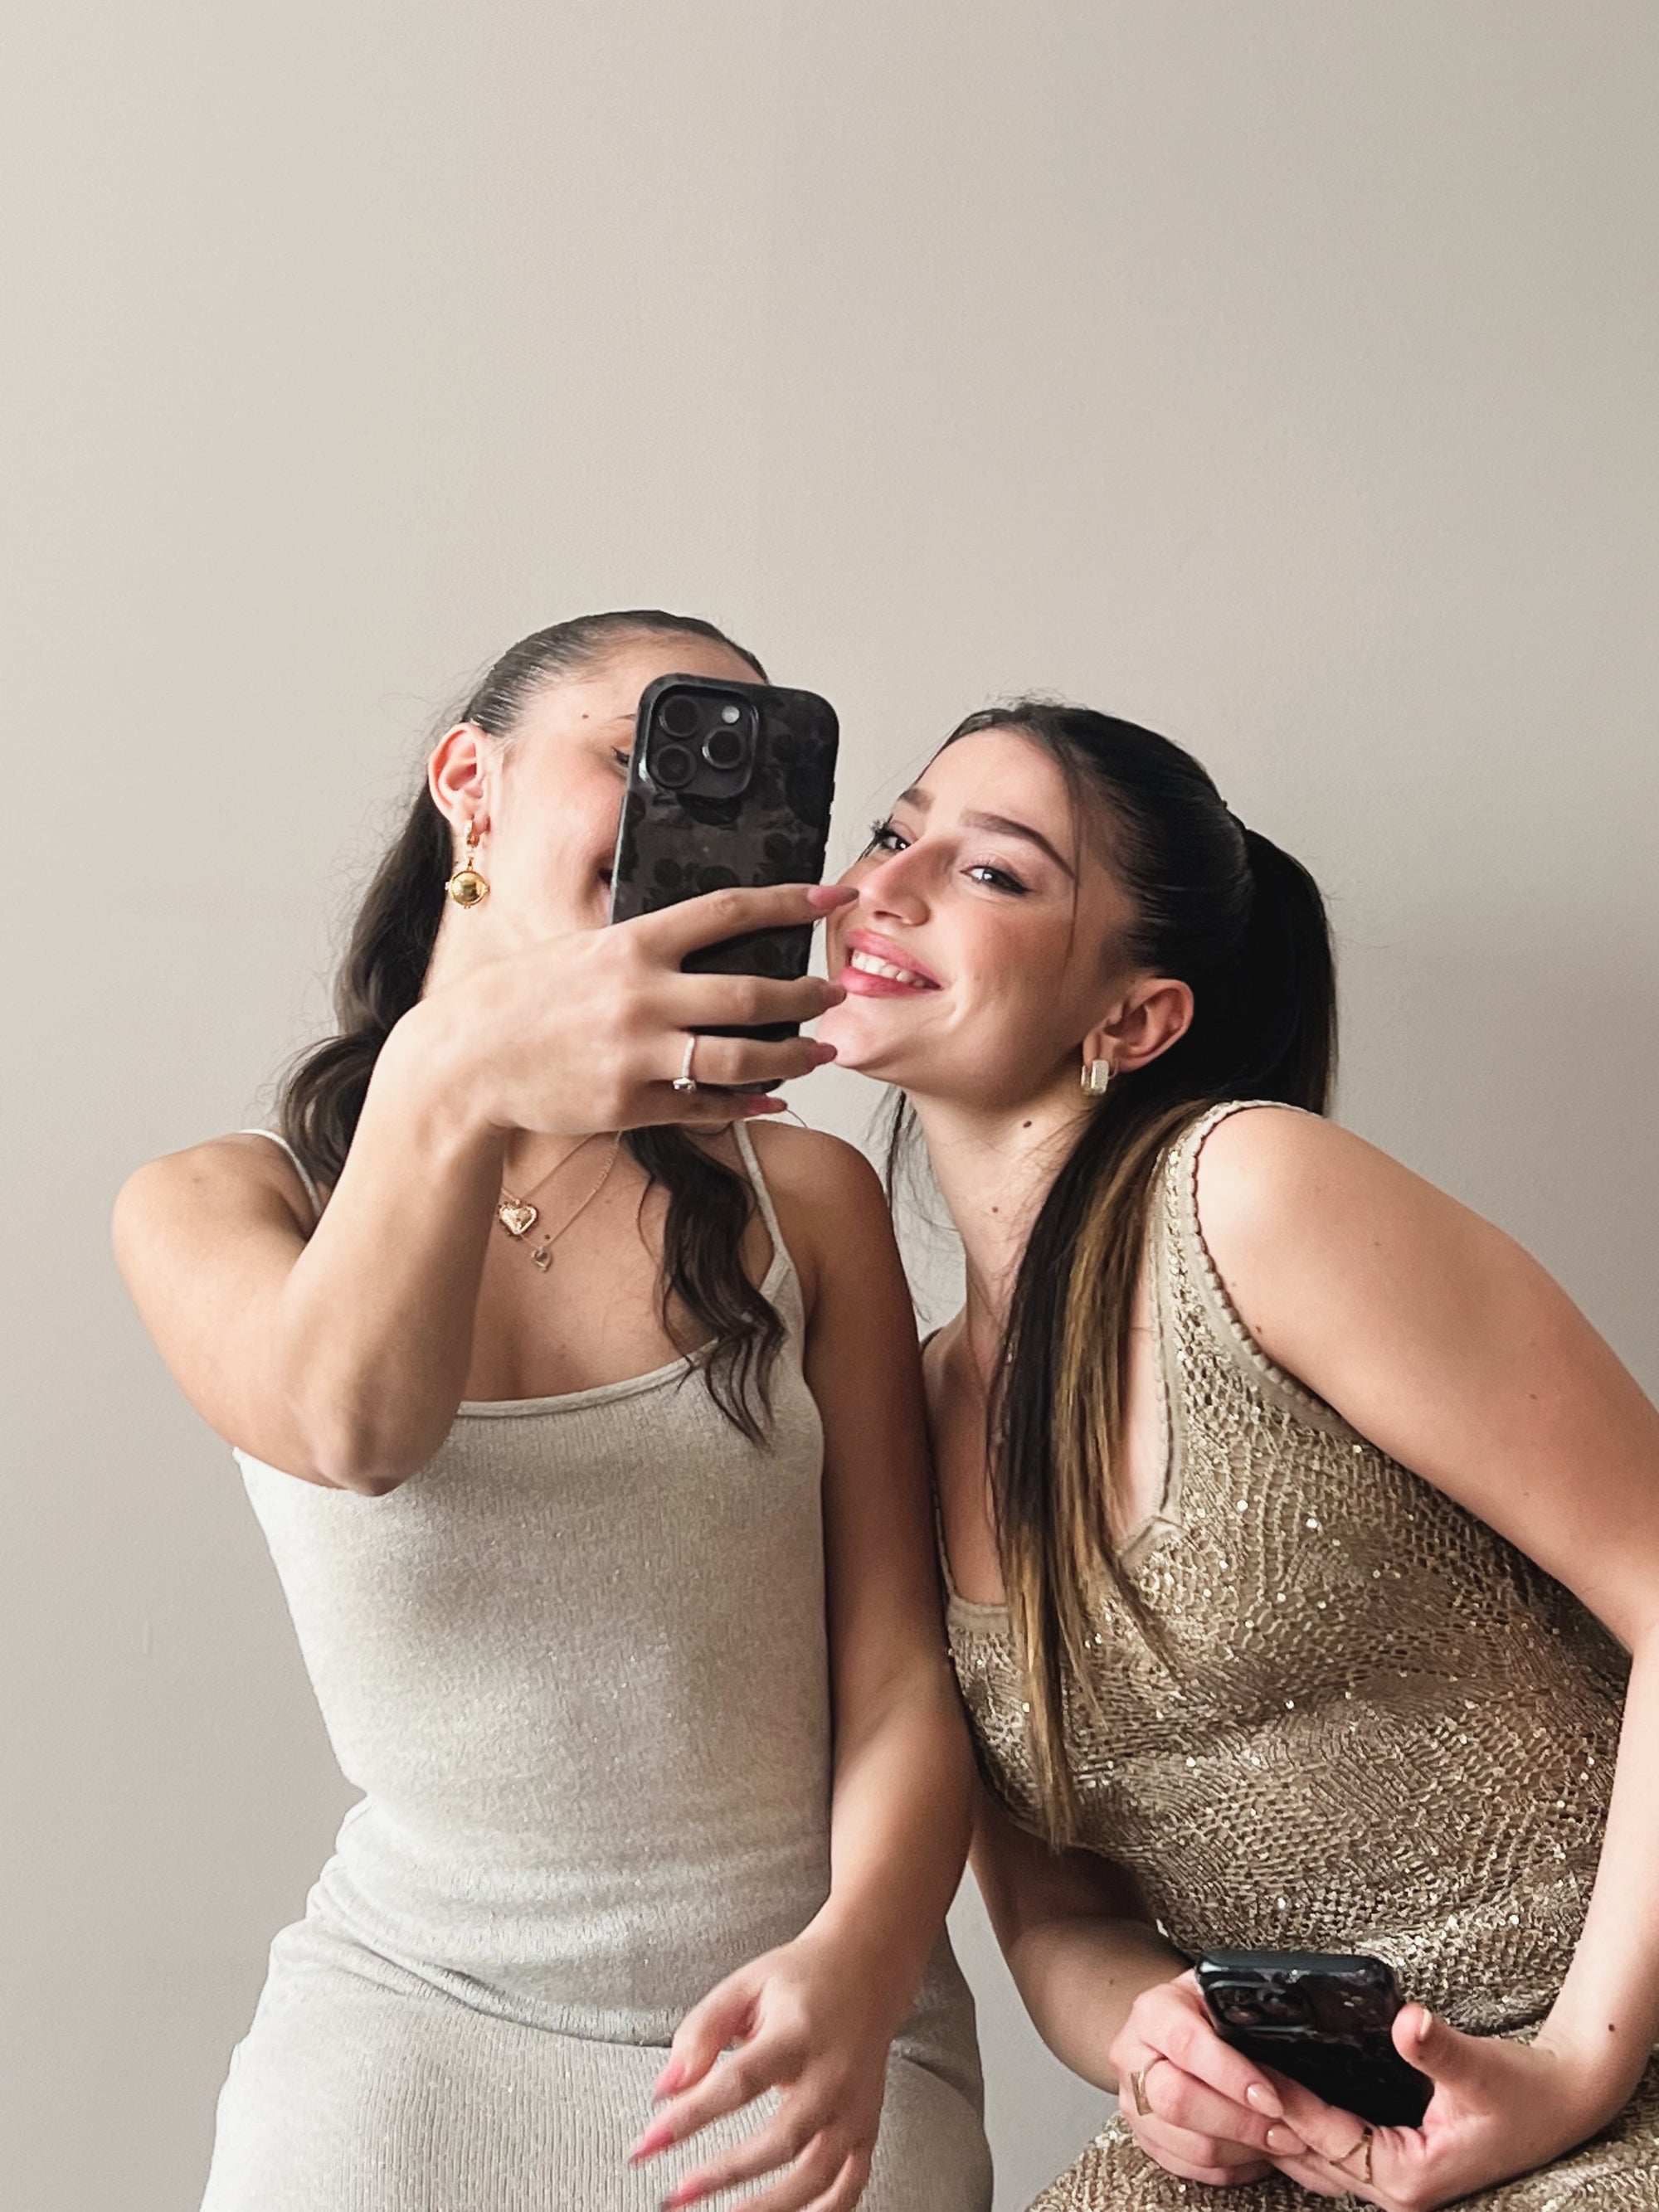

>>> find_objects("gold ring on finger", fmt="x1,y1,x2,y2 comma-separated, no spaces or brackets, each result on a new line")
1129,2064,1154,2117
671,1036,698,1094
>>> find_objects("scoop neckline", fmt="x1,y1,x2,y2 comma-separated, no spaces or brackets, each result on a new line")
454,1242,790,1417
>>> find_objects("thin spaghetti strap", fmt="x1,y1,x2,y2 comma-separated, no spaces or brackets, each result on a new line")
729,1116,786,1261
238,1127,324,1227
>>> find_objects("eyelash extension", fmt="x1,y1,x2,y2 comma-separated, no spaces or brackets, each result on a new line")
865,818,907,853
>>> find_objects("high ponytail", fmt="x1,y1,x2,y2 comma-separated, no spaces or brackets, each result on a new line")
922,703,1335,1845
275,609,787,1442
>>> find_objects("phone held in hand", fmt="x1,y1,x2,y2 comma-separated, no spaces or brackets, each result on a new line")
608,674,839,1087
1196,1951,1433,2128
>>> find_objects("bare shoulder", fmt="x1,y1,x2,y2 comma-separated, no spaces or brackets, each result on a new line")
743,1120,885,1209
1192,1102,1469,1256
1190,1102,1515,1379
742,1121,899,1319
112,1130,318,1252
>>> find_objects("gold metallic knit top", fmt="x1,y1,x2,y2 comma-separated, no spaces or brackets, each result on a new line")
941,1101,1630,2035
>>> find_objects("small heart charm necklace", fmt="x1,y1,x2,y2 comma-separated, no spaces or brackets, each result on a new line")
496,1132,622,1274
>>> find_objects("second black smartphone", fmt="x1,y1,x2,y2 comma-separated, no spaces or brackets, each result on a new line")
608,673,840,1072
1196,1950,1433,2128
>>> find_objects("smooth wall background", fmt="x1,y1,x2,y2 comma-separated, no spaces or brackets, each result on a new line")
6,7,1657,2209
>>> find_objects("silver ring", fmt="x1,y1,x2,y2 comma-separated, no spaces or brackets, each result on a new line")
671,1035,698,1094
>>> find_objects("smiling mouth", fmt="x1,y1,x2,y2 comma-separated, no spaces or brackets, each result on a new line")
846,948,937,989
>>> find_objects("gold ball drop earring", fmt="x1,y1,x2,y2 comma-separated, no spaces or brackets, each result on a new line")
446,820,489,909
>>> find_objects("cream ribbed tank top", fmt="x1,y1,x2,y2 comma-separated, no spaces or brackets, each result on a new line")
232,1123,976,2086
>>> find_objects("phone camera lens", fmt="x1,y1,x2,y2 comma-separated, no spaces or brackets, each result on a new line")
719,703,742,724
702,727,746,771
1258,1991,1305,2023
651,744,696,790
659,693,701,738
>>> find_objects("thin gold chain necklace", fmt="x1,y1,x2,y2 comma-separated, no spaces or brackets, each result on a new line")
496,1133,622,1274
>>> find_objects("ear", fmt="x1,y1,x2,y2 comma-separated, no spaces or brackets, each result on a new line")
1082,975,1194,1078
426,722,496,839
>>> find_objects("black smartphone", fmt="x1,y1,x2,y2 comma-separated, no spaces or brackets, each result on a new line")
608,673,840,1085
1196,1951,1433,2128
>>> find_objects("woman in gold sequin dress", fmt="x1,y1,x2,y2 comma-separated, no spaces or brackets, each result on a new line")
815,702,1659,2209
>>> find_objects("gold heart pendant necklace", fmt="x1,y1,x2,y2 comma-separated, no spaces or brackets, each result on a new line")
496,1133,622,1273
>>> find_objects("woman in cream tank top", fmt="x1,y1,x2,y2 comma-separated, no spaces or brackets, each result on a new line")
114,611,990,2212
214,1121,982,2210
816,699,1659,2208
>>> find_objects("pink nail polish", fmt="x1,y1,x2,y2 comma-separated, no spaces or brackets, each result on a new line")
652,2058,684,2098
625,2121,673,2163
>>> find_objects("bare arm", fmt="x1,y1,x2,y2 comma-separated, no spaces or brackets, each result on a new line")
782,1131,979,2031
112,1006,501,1491
967,1775,1294,2183
966,1772,1184,2091
635,1133,992,2208
111,883,851,1494
1184,1106,1659,2198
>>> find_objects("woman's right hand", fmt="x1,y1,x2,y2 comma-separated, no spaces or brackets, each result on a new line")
416,881,855,1137
1107,1970,1309,2186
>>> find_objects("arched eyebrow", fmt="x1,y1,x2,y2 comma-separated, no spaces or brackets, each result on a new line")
961,811,1074,877
892,786,1075,878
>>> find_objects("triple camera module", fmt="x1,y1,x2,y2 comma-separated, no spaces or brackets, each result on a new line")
645,686,757,800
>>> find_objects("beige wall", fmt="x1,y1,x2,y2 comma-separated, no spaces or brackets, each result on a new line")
6,6,1657,2207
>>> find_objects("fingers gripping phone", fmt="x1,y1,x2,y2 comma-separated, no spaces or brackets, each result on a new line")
607,674,840,1085
1197,1951,1433,2128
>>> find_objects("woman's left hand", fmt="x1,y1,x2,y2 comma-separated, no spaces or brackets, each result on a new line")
1264,2005,1628,2210
625,1929,892,2210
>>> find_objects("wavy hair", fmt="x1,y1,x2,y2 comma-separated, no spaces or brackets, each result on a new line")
277,610,786,1440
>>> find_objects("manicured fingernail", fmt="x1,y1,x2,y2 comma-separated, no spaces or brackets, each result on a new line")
651,2057,684,2098
823,983,848,1003
805,883,857,909
810,1042,838,1062
1244,2083,1284,2118
662,2183,704,2210
1264,2125,1305,2153
626,2122,674,2162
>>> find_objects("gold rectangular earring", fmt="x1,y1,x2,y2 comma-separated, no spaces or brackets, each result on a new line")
1082,1057,1112,1095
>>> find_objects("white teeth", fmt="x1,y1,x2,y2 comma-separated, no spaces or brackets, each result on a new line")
849,949,928,986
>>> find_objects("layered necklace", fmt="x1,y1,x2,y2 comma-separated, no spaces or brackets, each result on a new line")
495,1132,623,1274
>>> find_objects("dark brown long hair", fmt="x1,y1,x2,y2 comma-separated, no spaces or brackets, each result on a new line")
898,702,1337,1843
277,610,786,1441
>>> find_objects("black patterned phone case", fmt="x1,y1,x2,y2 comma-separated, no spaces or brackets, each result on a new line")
608,673,839,1044
1197,1952,1433,2127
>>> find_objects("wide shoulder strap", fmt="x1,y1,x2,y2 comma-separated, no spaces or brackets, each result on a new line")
238,1126,324,1228
1155,1100,1350,1435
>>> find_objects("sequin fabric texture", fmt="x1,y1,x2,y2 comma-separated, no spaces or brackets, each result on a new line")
944,1101,1657,2207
